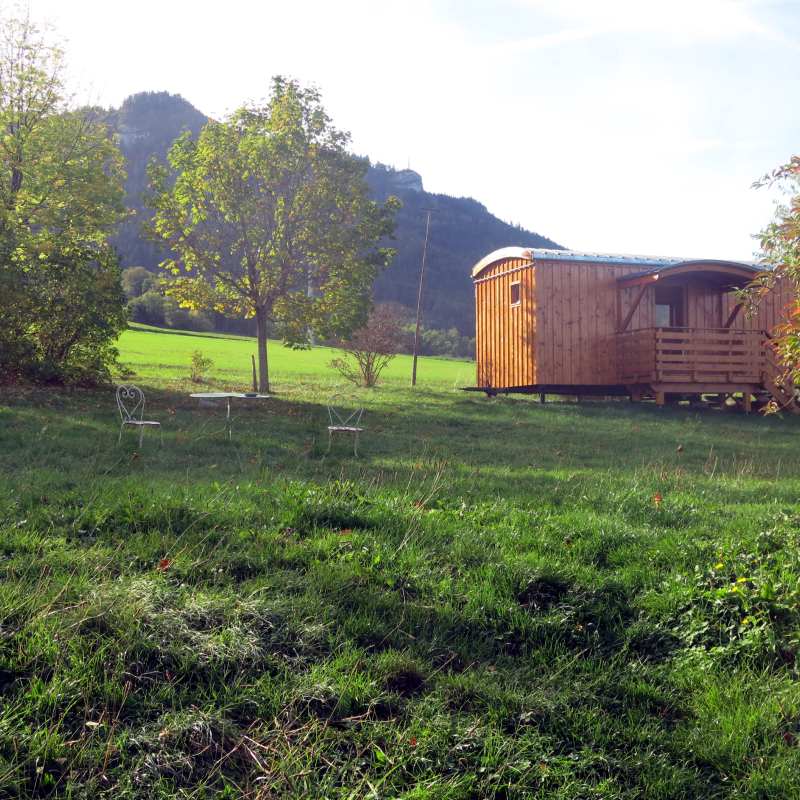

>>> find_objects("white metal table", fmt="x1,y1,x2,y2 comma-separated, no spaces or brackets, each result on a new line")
190,392,270,439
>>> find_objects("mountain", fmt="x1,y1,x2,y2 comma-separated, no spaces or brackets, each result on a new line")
108,92,564,338
365,163,563,336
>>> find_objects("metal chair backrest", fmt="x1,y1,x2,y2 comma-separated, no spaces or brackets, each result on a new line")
328,393,364,428
117,385,147,423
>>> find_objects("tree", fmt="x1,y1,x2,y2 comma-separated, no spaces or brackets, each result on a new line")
745,157,800,385
121,266,153,300
144,76,401,392
329,303,406,387
0,11,127,244
0,9,129,383
122,267,213,331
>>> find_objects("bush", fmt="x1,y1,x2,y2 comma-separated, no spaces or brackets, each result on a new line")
188,349,214,382
167,305,214,332
0,245,129,385
329,304,405,387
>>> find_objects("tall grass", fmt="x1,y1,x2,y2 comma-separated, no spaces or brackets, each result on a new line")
1,329,800,797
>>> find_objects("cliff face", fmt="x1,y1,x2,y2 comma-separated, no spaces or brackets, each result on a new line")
390,169,424,193
107,94,563,337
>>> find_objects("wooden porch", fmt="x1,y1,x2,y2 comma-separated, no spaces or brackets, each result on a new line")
616,327,799,411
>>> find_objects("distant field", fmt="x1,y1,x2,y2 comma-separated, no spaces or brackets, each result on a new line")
2,326,800,798
120,323,473,392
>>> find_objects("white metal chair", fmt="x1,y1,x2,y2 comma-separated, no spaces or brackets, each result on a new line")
327,393,364,456
116,385,163,448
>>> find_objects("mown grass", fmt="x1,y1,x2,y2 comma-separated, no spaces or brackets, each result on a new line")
2,327,800,798
121,323,470,392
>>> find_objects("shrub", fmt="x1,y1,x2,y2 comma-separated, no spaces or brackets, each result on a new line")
167,305,214,332
188,349,214,382
329,304,405,387
126,271,214,333
0,245,129,385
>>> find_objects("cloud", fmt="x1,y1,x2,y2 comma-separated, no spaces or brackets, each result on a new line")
497,0,780,53
482,23,631,57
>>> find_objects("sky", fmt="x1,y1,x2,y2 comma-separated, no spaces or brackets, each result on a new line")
25,0,800,261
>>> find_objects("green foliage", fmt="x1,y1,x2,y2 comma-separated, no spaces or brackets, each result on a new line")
144,77,401,392
401,321,476,359
188,348,213,382
0,244,128,384
123,268,214,332
127,287,167,326
104,93,562,339
121,265,153,300
0,11,128,385
745,158,800,386
0,15,126,248
164,303,214,332
108,91,208,270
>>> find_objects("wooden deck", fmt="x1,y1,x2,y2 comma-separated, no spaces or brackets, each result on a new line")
616,327,799,411
616,327,768,384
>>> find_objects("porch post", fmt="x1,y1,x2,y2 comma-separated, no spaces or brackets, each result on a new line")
618,282,650,333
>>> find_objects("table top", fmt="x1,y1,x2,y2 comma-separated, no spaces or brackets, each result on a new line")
190,393,271,399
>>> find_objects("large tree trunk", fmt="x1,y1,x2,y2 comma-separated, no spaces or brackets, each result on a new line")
255,307,270,393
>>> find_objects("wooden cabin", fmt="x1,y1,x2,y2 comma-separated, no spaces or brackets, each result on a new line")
470,247,798,411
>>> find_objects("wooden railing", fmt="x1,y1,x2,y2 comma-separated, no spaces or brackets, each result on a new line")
616,327,768,384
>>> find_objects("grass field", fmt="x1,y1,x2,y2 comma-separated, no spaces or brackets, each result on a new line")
120,324,471,393
2,326,800,798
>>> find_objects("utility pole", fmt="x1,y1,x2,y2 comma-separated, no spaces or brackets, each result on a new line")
411,207,438,386
307,263,315,347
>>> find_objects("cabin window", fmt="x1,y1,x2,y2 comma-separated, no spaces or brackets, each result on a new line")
510,282,521,306
654,285,684,328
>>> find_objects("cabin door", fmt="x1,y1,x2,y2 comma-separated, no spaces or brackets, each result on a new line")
654,285,685,329
655,284,685,357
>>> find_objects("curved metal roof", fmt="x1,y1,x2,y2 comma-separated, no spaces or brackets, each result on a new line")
471,247,761,280
617,261,762,292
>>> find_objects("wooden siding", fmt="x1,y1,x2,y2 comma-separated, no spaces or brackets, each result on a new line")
685,283,723,328
534,260,650,385
475,257,536,388
474,254,794,391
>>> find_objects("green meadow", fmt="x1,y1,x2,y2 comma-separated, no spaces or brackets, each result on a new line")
120,324,470,392
2,325,800,799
